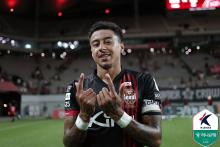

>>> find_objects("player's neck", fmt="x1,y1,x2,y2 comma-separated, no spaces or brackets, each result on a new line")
97,65,121,81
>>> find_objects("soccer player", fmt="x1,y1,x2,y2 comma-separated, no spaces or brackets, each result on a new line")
8,103,16,122
63,21,162,147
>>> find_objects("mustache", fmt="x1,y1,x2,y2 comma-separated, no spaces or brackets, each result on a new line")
97,50,111,58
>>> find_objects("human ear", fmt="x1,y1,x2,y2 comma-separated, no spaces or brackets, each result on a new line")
120,43,125,53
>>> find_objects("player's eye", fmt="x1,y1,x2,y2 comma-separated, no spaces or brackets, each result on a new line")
92,42,99,48
104,39,112,45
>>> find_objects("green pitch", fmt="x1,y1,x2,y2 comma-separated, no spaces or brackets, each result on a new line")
0,117,219,147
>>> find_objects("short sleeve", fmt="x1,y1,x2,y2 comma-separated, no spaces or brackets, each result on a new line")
141,74,161,115
64,80,80,117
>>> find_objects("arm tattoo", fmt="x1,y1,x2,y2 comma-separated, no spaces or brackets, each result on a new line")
63,116,87,147
123,115,162,147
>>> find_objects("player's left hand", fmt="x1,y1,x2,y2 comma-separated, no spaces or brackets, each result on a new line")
97,73,125,121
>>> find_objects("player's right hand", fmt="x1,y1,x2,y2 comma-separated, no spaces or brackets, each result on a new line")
75,73,96,122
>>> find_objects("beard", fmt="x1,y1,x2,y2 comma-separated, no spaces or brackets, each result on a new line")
100,63,112,70
96,57,113,70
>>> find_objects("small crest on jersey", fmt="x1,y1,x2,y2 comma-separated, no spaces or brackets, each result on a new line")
64,101,70,107
123,82,136,109
65,93,71,100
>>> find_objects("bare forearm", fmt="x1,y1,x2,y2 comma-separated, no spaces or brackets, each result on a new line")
63,125,87,147
124,120,161,147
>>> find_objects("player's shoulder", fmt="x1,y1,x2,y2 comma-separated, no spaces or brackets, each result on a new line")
66,73,95,91
84,73,96,82
124,68,154,81
65,80,77,93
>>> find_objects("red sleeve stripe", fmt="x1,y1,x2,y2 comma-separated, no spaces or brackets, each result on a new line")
65,110,79,116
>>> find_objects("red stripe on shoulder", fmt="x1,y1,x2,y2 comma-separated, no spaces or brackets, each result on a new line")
65,110,79,116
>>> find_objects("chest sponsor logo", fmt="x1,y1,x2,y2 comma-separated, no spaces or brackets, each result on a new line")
89,111,114,127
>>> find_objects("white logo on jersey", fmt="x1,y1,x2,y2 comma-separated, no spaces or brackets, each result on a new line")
65,101,70,107
65,93,71,100
142,99,161,113
89,111,114,127
122,82,137,109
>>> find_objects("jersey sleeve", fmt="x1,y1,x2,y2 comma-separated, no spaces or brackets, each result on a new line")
141,74,161,115
64,80,80,117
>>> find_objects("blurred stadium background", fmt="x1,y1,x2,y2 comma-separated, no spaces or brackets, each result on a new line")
0,0,220,147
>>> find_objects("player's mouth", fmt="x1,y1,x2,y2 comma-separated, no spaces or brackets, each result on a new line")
97,52,111,59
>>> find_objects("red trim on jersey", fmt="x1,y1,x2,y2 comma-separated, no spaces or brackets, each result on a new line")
123,74,128,113
129,74,137,147
127,74,132,119
65,110,79,116
122,73,138,147
125,74,130,117
131,74,138,120
120,78,124,110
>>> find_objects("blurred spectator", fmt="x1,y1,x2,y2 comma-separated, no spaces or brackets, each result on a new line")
42,103,48,118
8,103,16,122
162,98,172,119
31,66,44,80
207,95,213,106
182,98,191,117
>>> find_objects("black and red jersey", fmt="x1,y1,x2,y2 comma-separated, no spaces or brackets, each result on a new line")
64,69,161,147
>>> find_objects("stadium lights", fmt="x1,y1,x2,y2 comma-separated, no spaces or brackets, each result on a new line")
105,8,110,14
10,40,15,46
127,48,132,53
1,39,7,44
41,52,45,57
73,40,79,46
10,8,14,12
60,51,67,59
150,48,154,53
63,42,68,48
69,44,75,50
0,36,19,48
4,104,7,107
56,40,79,50
122,29,126,34
7,0,17,13
58,11,63,17
25,44,32,49
57,41,62,47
